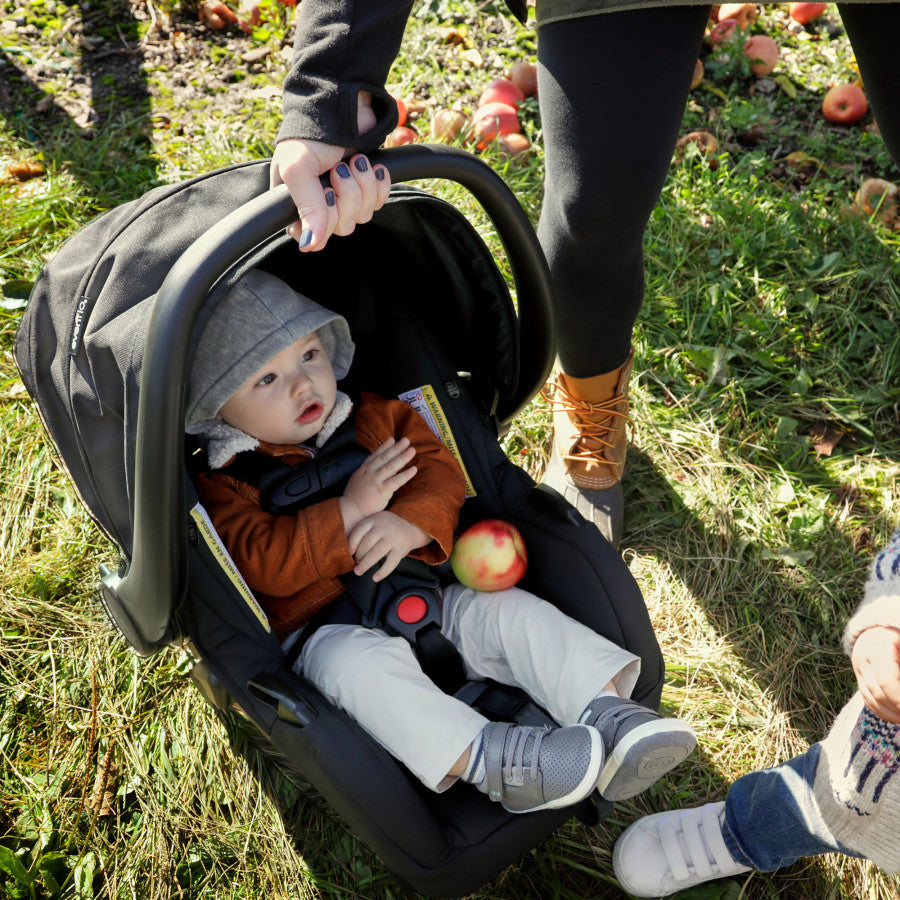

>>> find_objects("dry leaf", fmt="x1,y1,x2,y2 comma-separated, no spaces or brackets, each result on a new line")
809,421,843,457
2,161,44,183
89,744,119,817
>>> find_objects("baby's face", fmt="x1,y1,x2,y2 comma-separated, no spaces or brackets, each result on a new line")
219,333,337,446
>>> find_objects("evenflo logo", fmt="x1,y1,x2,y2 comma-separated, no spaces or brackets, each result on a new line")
69,296,91,355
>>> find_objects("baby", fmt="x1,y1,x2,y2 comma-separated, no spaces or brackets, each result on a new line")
186,268,696,812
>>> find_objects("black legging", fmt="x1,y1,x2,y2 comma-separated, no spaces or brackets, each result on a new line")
537,4,900,379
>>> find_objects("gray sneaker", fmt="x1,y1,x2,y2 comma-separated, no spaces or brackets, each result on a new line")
481,721,603,814
583,697,696,801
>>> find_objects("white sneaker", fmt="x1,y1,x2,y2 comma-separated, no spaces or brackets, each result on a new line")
613,801,753,897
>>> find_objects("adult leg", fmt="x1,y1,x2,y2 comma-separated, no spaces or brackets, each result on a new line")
838,3,900,172
537,5,710,545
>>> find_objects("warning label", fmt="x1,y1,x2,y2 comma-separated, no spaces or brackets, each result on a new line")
398,385,477,498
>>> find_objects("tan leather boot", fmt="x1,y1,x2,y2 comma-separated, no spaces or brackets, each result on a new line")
541,349,633,546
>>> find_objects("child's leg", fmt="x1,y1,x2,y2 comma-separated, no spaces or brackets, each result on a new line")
299,623,487,791
298,622,604,811
441,582,640,722
613,694,883,898
441,583,695,800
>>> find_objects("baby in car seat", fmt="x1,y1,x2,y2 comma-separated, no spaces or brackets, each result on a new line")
186,268,696,812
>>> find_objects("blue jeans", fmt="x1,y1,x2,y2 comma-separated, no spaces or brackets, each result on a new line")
721,742,863,871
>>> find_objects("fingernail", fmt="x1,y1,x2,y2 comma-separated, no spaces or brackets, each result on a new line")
336,163,351,179
298,229,313,248
375,167,386,182
325,190,336,207
354,157,369,173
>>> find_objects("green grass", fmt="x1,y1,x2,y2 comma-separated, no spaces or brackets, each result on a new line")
2,1,900,898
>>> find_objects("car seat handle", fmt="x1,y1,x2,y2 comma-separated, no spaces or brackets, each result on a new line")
117,145,555,655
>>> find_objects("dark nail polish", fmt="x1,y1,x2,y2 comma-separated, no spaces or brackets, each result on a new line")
298,229,313,248
375,167,386,182
336,163,351,179
354,157,369,173
325,190,336,207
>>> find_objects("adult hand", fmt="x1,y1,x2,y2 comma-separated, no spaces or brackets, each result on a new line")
270,92,392,252
851,625,900,724
348,511,431,581
340,437,417,527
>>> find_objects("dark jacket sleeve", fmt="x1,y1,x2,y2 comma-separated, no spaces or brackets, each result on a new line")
277,0,413,150
276,0,528,151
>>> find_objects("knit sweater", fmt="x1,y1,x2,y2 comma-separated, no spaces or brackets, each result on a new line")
813,528,900,873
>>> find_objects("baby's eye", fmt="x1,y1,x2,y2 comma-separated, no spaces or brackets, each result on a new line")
302,349,317,363
256,373,276,387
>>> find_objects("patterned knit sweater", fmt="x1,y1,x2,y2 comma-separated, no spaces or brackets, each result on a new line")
813,528,900,873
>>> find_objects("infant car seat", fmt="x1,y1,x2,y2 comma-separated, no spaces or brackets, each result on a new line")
15,146,664,898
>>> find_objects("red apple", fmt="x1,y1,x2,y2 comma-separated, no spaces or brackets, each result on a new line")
789,2,827,24
478,78,525,109
822,83,868,125
708,17,739,44
393,95,407,127
718,2,757,27
431,108,468,142
385,126,417,146
451,520,528,592
470,101,520,148
743,34,779,75
509,60,538,98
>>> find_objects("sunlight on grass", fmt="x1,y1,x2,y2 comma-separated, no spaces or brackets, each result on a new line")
2,0,899,897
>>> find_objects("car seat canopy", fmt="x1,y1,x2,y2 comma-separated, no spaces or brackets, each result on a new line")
16,160,522,557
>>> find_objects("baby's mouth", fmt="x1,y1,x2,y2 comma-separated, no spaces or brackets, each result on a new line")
297,401,322,424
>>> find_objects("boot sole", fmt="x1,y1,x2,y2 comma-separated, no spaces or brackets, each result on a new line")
597,719,696,802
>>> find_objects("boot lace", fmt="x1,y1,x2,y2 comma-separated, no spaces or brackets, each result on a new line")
540,382,631,466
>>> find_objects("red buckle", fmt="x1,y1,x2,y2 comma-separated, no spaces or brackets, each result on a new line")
396,595,428,624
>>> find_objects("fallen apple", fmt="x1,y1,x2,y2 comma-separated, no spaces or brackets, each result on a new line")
743,34,778,76
198,0,237,29
385,125,417,146
478,78,525,110
509,60,538,98
708,17,739,44
789,2,827,24
497,133,531,160
470,101,521,148
822,83,867,125
675,130,720,168
393,96,408,127
431,108,468,142
691,58,704,90
451,519,528,592
853,177,899,229
718,2,757,27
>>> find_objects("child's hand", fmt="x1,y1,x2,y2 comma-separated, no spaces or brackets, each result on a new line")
851,626,900,724
348,511,430,581
341,437,417,526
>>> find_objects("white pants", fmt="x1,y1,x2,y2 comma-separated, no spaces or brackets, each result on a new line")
294,583,640,791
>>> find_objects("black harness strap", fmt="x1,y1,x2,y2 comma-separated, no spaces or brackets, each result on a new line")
217,425,468,694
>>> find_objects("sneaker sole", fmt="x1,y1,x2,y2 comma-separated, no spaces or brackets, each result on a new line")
597,719,696,802
505,724,605,814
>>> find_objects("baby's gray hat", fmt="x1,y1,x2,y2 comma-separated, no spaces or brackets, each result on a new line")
186,269,354,426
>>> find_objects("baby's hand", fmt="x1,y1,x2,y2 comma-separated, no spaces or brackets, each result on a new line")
851,626,900,724
341,437,417,525
348,511,430,581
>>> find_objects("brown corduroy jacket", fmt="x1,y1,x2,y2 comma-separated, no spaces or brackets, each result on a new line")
195,392,466,640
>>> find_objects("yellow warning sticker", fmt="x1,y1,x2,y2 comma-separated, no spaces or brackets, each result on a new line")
190,504,271,633
398,385,477,498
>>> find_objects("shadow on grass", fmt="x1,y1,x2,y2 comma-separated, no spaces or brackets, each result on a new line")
0,0,159,202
